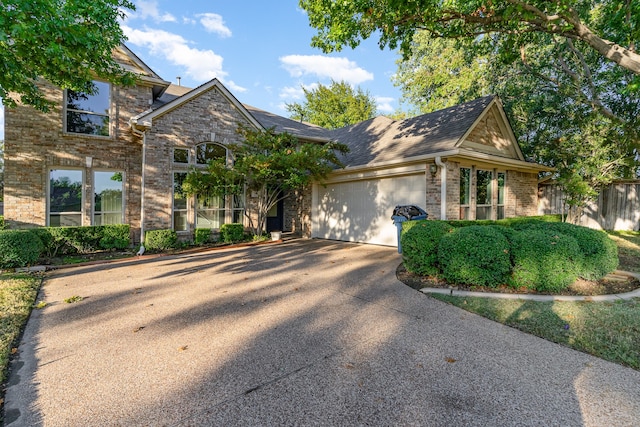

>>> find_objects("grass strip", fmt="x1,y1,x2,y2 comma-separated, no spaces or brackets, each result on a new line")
430,294,640,370
608,231,640,273
0,273,42,385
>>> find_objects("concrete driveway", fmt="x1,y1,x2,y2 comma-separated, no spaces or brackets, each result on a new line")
5,239,640,426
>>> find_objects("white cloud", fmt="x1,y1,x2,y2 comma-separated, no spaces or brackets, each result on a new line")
197,13,232,38
280,55,374,85
375,96,395,113
123,25,227,82
279,83,319,100
133,0,176,22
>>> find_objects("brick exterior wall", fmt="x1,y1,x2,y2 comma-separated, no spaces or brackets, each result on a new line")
4,80,151,238
142,85,256,237
505,171,539,217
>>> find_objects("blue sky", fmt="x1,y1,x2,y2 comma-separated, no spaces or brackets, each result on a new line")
0,0,403,140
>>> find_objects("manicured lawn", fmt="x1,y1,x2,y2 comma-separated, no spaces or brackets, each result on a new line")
0,273,42,385
431,294,640,370
429,232,640,370
608,231,640,273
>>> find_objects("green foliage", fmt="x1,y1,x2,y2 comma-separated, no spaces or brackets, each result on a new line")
0,230,43,268
300,0,640,74
1,0,137,111
31,225,130,257
513,222,619,280
446,215,562,229
509,229,582,293
220,223,244,243
0,215,4,230
99,224,130,250
393,33,490,115
184,126,348,237
285,80,377,129
0,273,42,385
144,229,178,252
437,226,512,288
194,228,214,245
400,220,454,276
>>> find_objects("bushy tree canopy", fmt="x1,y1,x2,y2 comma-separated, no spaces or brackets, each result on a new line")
300,0,640,76
1,0,136,111
286,80,377,129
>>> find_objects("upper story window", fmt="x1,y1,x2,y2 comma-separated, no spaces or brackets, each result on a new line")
196,142,228,165
65,81,110,136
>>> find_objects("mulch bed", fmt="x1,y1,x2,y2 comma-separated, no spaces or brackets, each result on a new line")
396,263,640,296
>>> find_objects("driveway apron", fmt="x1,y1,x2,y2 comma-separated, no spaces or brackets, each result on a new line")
5,239,640,426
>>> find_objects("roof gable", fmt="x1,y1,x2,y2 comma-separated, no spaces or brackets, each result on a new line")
131,78,263,130
115,45,170,100
458,98,524,161
333,95,497,167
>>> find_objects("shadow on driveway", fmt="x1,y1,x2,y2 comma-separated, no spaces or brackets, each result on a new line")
5,239,640,426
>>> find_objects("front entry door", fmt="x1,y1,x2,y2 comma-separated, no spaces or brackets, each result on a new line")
266,198,284,232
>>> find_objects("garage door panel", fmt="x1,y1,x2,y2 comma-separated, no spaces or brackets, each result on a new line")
313,174,426,246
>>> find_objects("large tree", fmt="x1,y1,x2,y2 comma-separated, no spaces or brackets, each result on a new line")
1,0,136,111
300,0,640,76
183,126,348,237
393,30,638,223
286,80,377,129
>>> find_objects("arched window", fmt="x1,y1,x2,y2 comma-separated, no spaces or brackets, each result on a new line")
196,142,228,165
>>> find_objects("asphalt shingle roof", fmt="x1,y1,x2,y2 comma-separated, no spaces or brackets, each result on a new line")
330,95,496,167
243,104,333,141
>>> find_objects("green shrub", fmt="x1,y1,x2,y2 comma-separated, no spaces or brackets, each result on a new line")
513,221,618,280
98,225,131,250
401,220,454,275
220,223,244,243
510,229,582,292
144,229,178,252
0,215,5,230
437,226,512,287
0,230,44,268
194,228,214,245
31,225,131,257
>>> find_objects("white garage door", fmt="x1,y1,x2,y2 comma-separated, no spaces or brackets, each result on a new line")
313,174,426,246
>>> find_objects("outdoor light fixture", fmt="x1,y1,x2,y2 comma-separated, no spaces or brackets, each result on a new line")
429,163,437,177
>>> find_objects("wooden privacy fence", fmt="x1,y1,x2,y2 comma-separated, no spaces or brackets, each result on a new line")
538,181,640,231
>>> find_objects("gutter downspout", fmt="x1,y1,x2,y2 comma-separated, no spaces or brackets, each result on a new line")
435,156,447,220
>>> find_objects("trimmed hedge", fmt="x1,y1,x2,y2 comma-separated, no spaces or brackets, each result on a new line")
194,228,215,245
31,225,131,258
144,229,178,252
399,217,618,291
513,222,618,281
437,226,512,287
401,220,454,275
0,230,44,268
220,223,244,243
510,229,582,292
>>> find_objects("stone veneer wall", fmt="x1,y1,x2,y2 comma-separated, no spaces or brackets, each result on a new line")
283,185,312,237
4,80,151,239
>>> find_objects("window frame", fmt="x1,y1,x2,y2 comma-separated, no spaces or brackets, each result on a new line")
173,172,189,233
48,168,85,227
475,169,493,220
64,80,112,137
459,167,471,220
92,170,125,226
